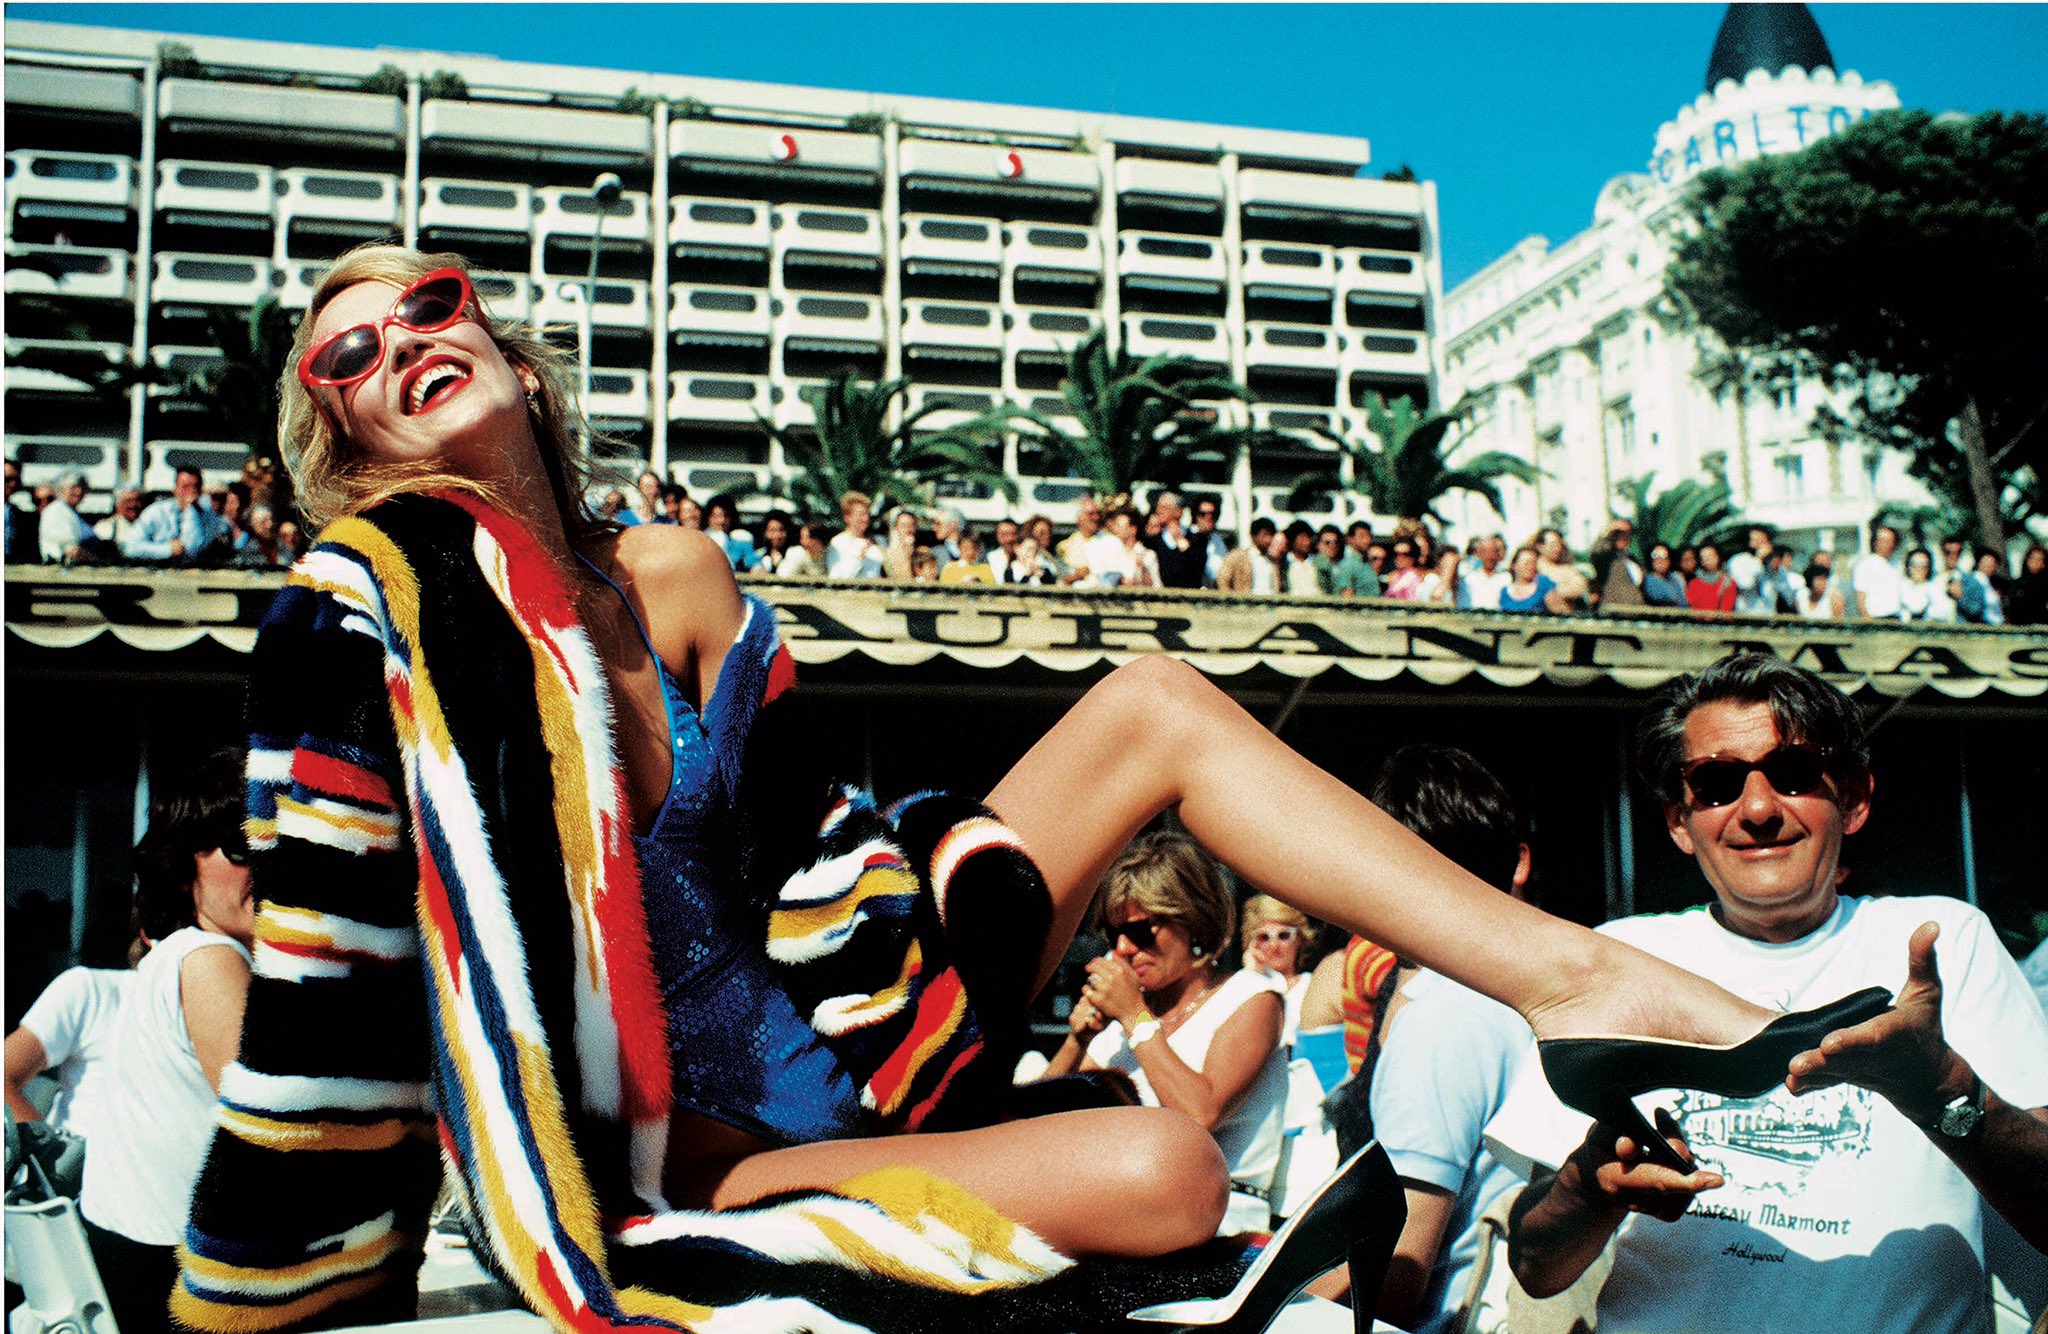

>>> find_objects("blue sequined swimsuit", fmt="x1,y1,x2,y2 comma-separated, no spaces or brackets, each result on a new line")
578,556,868,1146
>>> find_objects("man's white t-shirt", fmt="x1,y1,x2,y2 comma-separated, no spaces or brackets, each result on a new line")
825,531,880,579
1851,553,1904,617
17,966,132,1140
1486,895,2048,1334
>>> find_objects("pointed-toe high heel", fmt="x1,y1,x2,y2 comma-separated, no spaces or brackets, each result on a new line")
1538,986,1894,1172
1125,1142,1404,1334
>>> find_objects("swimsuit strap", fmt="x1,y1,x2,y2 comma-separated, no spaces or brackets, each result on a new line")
574,549,667,674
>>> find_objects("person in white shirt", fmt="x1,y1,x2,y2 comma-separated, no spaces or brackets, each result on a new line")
1088,506,1156,588
38,472,105,564
1725,525,1775,615
81,748,257,1334
1852,524,1906,619
825,489,882,579
1461,535,1513,611
1493,655,2048,1334
5,943,138,1197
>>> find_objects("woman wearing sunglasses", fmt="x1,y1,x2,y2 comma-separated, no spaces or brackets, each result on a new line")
1042,834,1291,1235
178,245,1872,1334
1241,894,1316,1045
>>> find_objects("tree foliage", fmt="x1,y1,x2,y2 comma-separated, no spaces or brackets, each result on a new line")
1666,109,2048,548
1005,327,1254,502
1612,464,1750,563
761,370,1017,519
1286,393,1539,525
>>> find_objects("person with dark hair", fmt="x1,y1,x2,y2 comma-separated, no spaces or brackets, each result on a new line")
2009,545,2048,625
1217,516,1280,593
752,507,797,575
1640,543,1687,609
1494,654,2048,1333
79,747,254,1334
1334,745,1537,1334
1852,522,1905,619
1956,548,2007,626
1283,519,1325,596
1683,541,1737,613
1332,520,1382,599
121,465,228,564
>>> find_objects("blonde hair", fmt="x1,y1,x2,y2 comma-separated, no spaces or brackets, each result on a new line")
1096,831,1233,964
1240,893,1309,943
279,244,603,535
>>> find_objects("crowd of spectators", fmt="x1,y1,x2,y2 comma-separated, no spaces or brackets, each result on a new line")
597,474,2048,628
16,457,2048,628
3,456,305,571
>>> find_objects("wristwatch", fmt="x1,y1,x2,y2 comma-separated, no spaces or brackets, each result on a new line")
1935,1072,1987,1140
1125,1018,1163,1049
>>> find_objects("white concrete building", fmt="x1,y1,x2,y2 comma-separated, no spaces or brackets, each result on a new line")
3,19,1442,530
1439,4,1922,557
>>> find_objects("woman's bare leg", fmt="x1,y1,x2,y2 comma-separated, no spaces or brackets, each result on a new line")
986,656,1772,1046
706,1106,1227,1258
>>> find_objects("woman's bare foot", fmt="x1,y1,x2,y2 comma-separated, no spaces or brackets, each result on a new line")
1520,933,1777,1048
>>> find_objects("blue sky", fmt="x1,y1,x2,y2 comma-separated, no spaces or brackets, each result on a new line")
15,4,2048,288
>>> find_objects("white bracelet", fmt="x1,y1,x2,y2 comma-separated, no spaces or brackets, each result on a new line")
1125,1018,1162,1048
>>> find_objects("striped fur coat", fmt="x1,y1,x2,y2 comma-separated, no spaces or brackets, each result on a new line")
170,493,1123,1334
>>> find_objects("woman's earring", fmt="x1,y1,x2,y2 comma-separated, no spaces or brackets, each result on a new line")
1190,942,1205,959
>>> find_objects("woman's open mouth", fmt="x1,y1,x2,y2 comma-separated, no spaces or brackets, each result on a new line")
404,359,473,415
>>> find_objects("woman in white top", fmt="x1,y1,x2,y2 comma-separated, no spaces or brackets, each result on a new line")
1795,561,1843,620
1041,833,1288,1234
1899,547,1957,621
1241,893,1316,1047
80,748,256,1334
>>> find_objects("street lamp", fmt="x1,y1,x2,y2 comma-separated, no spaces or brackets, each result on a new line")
573,172,624,439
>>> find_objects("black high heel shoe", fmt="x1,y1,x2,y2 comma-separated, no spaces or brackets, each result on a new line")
1537,986,1894,1172
1125,1142,1405,1334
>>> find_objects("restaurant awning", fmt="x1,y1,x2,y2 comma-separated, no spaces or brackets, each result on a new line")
7,566,2044,705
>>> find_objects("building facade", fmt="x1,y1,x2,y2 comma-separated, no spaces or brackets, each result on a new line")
1438,4,1921,557
4,19,1443,532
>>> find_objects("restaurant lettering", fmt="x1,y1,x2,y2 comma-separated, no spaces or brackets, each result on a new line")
7,572,2044,697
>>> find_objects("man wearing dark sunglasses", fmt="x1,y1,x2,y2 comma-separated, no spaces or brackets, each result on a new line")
1492,654,2048,1333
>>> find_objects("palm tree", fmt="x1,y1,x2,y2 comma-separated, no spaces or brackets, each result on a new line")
1612,463,1751,562
186,296,297,460
1005,328,1254,502
1284,392,1539,524
760,369,1017,518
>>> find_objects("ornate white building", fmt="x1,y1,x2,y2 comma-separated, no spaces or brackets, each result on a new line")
1438,4,1921,556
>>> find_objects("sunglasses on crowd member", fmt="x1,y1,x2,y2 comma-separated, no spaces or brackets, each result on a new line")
1111,917,1166,951
1681,744,1832,809
297,269,476,390
1252,926,1300,946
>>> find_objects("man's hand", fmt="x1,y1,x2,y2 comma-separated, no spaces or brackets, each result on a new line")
1566,1108,1726,1223
1510,1109,1724,1297
1785,921,1970,1122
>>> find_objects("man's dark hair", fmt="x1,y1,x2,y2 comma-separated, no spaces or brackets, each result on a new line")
175,465,204,485
1368,744,1521,893
1249,517,1277,541
1284,519,1314,544
1347,520,1372,538
133,746,248,942
1317,523,1342,542
1635,652,1870,810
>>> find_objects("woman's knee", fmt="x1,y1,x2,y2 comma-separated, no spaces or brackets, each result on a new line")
1091,656,1229,749
1117,1107,1229,1247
